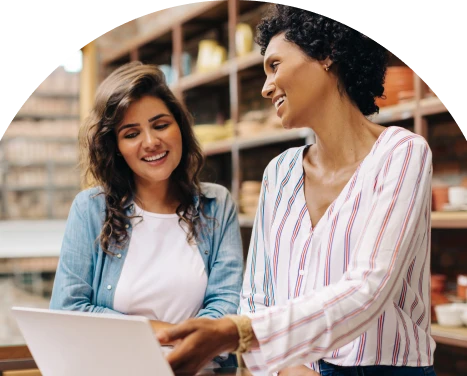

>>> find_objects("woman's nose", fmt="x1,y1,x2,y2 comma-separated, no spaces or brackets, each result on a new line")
261,78,275,99
142,131,161,149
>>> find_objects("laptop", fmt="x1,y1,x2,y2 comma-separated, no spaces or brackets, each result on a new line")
12,307,174,376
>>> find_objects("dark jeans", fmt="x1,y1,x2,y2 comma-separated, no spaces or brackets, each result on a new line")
318,360,436,376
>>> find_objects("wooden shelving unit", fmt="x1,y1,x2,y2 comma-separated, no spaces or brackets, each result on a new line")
97,5,464,372
431,324,467,349
431,211,467,229
0,83,80,219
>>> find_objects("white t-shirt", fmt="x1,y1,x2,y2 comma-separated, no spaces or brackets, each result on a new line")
113,203,208,323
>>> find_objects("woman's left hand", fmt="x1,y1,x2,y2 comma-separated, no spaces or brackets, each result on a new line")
157,317,239,375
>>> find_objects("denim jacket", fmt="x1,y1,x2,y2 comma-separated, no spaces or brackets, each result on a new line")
50,182,243,319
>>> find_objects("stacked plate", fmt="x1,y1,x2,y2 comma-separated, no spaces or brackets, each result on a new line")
239,181,262,216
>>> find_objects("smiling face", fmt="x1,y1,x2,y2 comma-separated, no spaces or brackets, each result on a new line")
116,95,183,190
262,33,335,129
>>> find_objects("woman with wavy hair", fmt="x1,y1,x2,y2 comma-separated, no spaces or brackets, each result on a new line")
157,5,436,376
50,62,243,358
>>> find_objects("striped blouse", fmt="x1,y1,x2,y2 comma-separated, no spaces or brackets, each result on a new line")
239,126,434,375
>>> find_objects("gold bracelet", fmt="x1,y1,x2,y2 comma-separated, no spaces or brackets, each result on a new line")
225,315,254,353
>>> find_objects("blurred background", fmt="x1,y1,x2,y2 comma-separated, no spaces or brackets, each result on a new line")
1,1,466,375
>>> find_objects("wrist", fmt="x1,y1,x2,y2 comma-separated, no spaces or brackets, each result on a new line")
224,315,254,354
219,317,240,352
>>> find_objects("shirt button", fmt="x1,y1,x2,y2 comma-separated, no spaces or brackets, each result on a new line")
125,224,130,229
204,250,209,255
299,270,306,276
107,285,112,290
116,253,122,259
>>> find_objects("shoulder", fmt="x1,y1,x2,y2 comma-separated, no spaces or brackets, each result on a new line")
200,182,231,201
72,186,106,215
373,126,431,165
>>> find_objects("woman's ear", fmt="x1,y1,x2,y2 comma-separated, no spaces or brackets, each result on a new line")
322,57,333,72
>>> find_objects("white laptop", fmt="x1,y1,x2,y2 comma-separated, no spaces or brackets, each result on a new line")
12,307,174,376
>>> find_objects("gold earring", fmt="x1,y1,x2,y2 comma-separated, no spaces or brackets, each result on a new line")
324,65,330,72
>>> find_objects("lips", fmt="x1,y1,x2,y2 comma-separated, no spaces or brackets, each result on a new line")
142,151,168,162
274,96,286,110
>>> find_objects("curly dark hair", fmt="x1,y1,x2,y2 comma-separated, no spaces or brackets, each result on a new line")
256,5,389,116
80,61,205,255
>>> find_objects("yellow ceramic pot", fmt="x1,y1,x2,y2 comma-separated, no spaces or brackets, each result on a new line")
236,23,253,57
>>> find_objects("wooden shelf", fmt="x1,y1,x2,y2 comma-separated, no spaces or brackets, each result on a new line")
431,323,467,348
101,1,224,66
13,113,79,121
370,97,446,124
175,62,231,92
33,92,79,99
237,128,313,150
201,128,313,156
238,214,255,228
202,138,234,156
0,136,77,143
239,212,467,229
5,185,79,193
431,211,467,229
173,50,263,92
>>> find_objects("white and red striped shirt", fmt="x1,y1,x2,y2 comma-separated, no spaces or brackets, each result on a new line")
239,126,434,375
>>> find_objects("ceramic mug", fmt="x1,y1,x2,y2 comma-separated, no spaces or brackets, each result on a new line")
448,186,466,206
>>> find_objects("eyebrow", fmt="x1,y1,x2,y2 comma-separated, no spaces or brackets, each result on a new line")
117,113,171,134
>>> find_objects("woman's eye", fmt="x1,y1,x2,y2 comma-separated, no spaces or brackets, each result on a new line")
154,123,170,130
124,132,138,139
270,62,279,72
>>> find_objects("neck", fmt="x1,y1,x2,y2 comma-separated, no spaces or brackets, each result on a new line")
305,93,383,171
133,178,179,214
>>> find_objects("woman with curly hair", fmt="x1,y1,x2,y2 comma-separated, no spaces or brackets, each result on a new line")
49,62,243,363
158,5,435,376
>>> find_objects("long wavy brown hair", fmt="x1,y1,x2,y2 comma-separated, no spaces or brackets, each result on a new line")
80,62,205,255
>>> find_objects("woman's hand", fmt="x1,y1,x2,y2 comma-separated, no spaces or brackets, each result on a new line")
150,320,181,346
278,365,320,376
157,317,240,375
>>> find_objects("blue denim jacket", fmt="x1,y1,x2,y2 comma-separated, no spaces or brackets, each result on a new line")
50,182,243,319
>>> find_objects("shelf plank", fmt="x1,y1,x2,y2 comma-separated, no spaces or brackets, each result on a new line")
431,323,467,348
174,62,231,91
235,50,263,71
202,138,234,156
102,2,225,66
237,128,312,150
0,220,67,258
370,97,447,125
13,113,80,121
173,50,263,92
1,161,77,168
238,214,255,228
201,129,312,156
0,136,77,143
33,92,79,99
431,211,467,229
5,185,79,192
239,212,467,230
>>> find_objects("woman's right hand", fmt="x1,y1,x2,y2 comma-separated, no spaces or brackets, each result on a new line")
278,365,320,376
150,320,182,346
